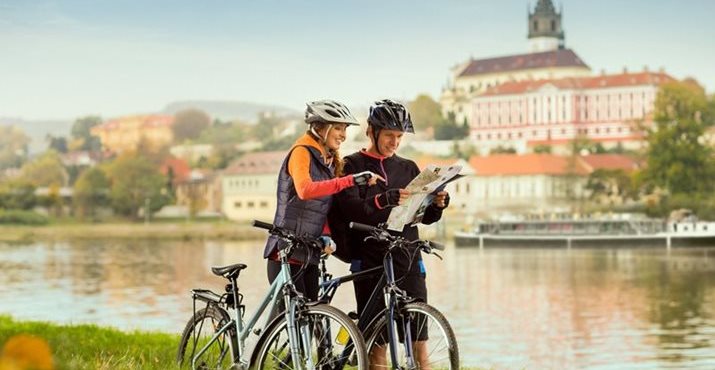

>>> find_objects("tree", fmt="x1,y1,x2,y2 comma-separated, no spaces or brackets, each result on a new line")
533,144,552,154
0,125,30,170
107,154,169,219
172,109,211,142
489,146,517,154
70,116,103,151
585,169,635,204
408,94,443,129
73,167,110,219
46,135,68,153
433,112,469,140
642,81,715,195
0,180,36,210
19,151,68,187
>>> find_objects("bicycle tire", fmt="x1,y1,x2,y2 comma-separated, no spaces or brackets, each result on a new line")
176,305,237,369
253,304,368,370
364,302,459,369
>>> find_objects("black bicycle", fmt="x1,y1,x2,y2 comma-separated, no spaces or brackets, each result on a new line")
318,222,459,369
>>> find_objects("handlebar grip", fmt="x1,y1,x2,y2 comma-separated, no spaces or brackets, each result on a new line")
349,222,377,233
252,220,274,231
428,241,446,251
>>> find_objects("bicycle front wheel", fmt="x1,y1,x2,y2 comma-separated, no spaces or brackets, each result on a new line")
176,305,237,369
253,304,368,370
365,302,459,369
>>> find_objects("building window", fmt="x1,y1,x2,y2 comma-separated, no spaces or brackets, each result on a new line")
534,20,538,31
260,201,268,208
234,201,242,208
551,20,556,31
466,183,471,193
247,201,255,208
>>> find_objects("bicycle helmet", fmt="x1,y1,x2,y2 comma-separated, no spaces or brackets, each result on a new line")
305,99,359,126
366,99,414,133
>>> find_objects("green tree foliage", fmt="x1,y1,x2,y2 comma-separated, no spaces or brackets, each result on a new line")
643,81,715,195
489,146,517,154
533,144,552,154
19,151,68,187
429,110,469,140
172,109,211,142
0,125,30,170
107,154,169,219
73,167,110,219
585,169,636,203
71,116,103,151
46,135,69,153
0,180,36,210
408,94,443,129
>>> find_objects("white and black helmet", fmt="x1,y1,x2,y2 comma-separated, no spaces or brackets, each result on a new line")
305,99,359,126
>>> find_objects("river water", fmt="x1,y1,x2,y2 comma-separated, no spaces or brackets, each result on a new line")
1,239,714,369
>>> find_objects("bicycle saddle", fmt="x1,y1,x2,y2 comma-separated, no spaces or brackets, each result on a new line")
211,263,247,279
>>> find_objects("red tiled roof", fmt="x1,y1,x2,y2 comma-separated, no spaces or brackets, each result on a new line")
160,156,191,182
468,154,590,176
223,151,286,175
580,154,640,172
459,49,589,77
483,71,675,96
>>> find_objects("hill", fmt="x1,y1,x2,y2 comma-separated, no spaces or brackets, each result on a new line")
163,100,300,123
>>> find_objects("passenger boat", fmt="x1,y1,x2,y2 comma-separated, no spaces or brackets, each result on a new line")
454,216,715,248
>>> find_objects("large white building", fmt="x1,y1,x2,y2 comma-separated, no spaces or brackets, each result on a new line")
469,70,674,152
440,0,591,124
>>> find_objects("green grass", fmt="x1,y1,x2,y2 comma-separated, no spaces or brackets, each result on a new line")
0,315,486,369
0,315,179,370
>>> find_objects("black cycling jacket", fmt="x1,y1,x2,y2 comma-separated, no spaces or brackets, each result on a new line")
329,150,445,275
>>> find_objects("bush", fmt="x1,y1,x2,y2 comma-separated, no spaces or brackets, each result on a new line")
0,210,49,225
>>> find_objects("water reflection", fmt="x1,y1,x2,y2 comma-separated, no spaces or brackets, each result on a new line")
0,240,714,369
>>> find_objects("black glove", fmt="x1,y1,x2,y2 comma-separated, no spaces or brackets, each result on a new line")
353,171,376,186
376,189,402,209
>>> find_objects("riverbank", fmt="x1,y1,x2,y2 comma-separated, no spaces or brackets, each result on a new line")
0,221,266,243
0,315,177,370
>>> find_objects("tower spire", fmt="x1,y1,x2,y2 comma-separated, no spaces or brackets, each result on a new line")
528,0,564,52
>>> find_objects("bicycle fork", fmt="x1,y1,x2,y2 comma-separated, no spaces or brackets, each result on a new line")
383,254,416,370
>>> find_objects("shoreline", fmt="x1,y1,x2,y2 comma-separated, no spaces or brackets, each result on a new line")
0,221,267,243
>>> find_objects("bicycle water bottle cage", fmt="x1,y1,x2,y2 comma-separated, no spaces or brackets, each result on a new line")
211,263,247,280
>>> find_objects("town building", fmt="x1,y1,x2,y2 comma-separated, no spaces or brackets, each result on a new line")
469,69,674,153
449,153,638,217
221,151,284,222
440,0,591,124
90,114,174,154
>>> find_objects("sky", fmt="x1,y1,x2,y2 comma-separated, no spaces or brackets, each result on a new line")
2,0,714,120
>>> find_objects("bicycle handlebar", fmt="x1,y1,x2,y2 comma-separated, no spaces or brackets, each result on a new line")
348,221,445,254
252,220,322,251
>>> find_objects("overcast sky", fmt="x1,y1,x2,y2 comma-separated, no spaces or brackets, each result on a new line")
2,0,714,120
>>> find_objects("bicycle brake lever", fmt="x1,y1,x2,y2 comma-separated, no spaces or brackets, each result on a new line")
432,251,443,260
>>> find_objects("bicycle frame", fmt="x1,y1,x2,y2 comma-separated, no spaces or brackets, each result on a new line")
190,246,306,370
318,249,420,369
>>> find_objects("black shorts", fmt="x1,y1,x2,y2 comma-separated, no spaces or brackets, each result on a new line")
354,271,428,342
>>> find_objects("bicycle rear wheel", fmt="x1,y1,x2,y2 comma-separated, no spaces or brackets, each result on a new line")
365,302,459,369
176,305,237,369
253,304,368,370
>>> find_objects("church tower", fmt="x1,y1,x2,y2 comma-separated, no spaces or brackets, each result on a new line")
528,0,565,52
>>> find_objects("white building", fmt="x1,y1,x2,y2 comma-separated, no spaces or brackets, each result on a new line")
440,0,591,124
469,70,674,152
221,151,284,222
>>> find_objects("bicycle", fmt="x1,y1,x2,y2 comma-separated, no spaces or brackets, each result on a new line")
176,220,368,370
318,222,459,369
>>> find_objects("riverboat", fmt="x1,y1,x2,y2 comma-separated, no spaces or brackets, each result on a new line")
454,217,715,248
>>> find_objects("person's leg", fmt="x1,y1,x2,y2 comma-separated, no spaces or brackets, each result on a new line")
354,274,388,370
402,273,430,369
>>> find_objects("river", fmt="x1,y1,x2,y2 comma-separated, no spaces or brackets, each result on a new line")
1,239,714,369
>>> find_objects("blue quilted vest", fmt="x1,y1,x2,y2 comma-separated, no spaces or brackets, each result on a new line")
263,145,334,265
